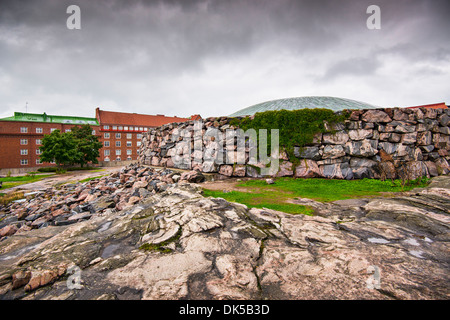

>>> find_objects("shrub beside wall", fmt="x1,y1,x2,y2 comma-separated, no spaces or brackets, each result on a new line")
138,107,450,180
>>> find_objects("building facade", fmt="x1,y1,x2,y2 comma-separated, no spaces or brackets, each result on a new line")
0,108,201,172
95,108,198,162
0,112,100,172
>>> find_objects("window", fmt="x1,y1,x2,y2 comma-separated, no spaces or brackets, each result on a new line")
20,127,28,133
134,127,139,131
50,128,57,133
112,126,117,130
127,133,132,139
136,134,142,139
115,141,121,147
116,157,121,161
36,139,42,145
127,156,132,161
104,141,110,147
104,150,110,156
103,125,109,130
137,141,141,147
36,128,43,133
139,127,144,131
65,129,71,133
36,149,41,155
127,149,132,155
20,139,28,145
115,150,121,155
92,130,96,135
124,126,128,131
118,126,123,131
126,141,132,147
36,159,42,165
20,159,28,165
104,133,110,139
115,133,121,139
20,149,28,155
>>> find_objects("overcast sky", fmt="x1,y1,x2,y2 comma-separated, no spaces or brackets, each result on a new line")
1,0,449,119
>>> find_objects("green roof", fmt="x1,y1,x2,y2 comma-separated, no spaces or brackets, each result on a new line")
0,112,99,125
229,96,380,117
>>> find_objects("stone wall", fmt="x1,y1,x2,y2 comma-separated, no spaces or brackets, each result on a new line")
138,107,450,180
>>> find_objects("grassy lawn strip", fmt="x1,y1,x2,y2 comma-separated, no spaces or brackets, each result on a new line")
202,177,430,215
0,174,54,191
240,177,430,202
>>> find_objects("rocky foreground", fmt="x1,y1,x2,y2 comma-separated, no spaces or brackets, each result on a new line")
0,165,449,300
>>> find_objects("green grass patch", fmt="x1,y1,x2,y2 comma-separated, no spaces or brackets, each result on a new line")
78,175,106,183
237,177,430,202
202,176,430,215
202,189,314,215
0,174,54,191
0,191,25,205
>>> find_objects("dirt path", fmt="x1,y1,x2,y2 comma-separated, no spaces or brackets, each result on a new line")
201,177,256,192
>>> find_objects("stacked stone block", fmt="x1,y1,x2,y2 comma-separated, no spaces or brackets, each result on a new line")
138,107,450,179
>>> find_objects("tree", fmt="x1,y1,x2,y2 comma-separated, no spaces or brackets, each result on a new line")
39,125,102,168
39,130,79,167
71,124,103,167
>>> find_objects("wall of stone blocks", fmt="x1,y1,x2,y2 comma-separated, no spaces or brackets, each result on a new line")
138,107,450,180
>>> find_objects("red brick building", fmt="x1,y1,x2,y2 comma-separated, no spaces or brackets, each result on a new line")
0,112,100,172
95,108,198,162
0,108,201,172
406,102,448,109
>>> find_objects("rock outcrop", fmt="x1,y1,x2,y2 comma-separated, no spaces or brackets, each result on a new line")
0,166,449,300
138,107,450,180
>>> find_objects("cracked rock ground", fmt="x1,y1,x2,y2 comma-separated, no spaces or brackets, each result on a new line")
0,170,449,300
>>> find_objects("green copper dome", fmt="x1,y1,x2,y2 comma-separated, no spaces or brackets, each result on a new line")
229,96,380,117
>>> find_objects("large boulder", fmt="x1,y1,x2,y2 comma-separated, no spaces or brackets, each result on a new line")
348,129,373,141
180,170,206,183
294,159,321,178
294,146,321,160
361,110,392,123
276,161,294,177
397,161,429,180
232,164,246,177
322,132,349,145
218,165,233,177
417,131,433,146
322,145,346,159
344,140,378,157
320,162,353,180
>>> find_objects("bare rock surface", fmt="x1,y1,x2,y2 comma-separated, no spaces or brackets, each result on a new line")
0,168,449,300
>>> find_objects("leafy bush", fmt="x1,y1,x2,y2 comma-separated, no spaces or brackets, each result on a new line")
39,124,102,167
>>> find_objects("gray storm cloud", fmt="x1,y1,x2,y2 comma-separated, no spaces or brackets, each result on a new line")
0,0,449,118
